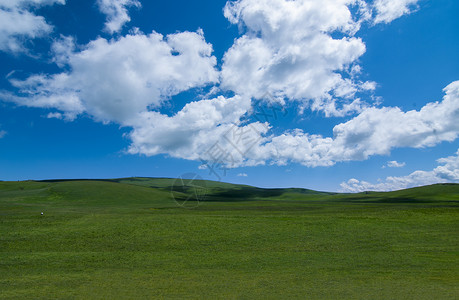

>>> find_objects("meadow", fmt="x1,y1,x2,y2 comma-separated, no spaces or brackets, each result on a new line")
1,178,458,299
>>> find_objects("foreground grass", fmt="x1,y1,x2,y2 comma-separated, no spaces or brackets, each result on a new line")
0,179,458,299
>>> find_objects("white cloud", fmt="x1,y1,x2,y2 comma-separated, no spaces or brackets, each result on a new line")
4,37,459,171
0,0,65,53
2,0,455,175
237,173,248,177
125,80,459,169
126,95,269,166
4,30,219,123
46,112,64,119
253,80,459,167
385,160,406,168
0,130,6,138
51,35,75,67
97,0,141,34
221,0,375,117
329,80,459,158
340,148,459,192
120,0,426,165
373,0,419,24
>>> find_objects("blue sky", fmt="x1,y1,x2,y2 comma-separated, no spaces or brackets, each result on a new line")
0,0,458,192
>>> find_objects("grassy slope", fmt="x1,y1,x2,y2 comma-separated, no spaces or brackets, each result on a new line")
0,178,458,299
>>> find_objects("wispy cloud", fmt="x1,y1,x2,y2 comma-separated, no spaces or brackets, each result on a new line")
384,160,406,168
372,0,420,24
97,0,141,34
0,0,65,53
46,112,64,120
341,148,459,192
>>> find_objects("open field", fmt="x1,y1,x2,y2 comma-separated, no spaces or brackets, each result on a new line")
1,178,458,299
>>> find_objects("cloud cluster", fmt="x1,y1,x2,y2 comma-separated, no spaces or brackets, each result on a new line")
218,81,456,169
253,80,459,167
0,0,65,53
5,30,219,122
372,0,419,24
1,0,455,184
340,148,459,192
126,79,459,170
331,80,459,156
221,0,376,117
97,0,141,34
126,95,260,162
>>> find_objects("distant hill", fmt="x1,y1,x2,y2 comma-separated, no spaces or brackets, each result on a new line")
1,177,457,209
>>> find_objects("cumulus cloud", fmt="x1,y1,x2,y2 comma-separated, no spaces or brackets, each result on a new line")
97,0,141,34
3,30,219,123
372,0,419,24
329,80,459,158
126,95,258,162
253,80,459,167
127,80,459,169
221,0,375,117
1,0,455,175
384,160,406,168
237,173,248,177
0,0,65,53
340,148,459,192
126,94,274,171
4,42,459,170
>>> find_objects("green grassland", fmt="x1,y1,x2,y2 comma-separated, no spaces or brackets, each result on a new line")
1,178,458,299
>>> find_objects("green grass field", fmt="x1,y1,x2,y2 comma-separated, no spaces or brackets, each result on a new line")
1,178,458,299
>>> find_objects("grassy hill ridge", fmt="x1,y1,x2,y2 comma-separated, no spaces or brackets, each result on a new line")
30,176,459,199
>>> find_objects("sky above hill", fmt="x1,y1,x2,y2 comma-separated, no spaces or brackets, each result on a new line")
0,0,458,192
